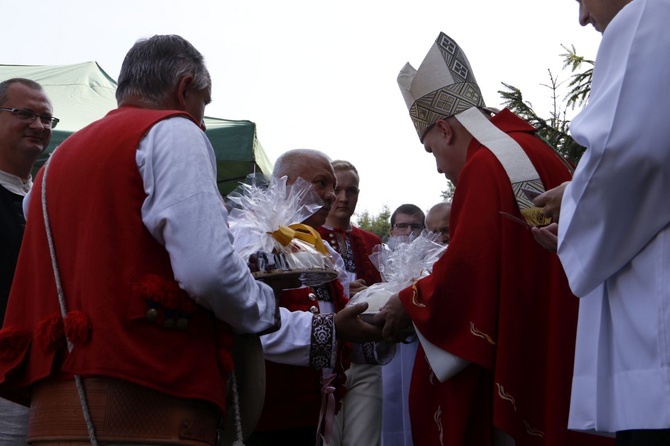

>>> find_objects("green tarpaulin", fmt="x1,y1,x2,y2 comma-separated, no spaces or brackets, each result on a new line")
0,62,272,195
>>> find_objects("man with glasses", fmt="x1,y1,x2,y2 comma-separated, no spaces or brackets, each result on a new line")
380,203,426,446
389,204,425,239
0,78,56,446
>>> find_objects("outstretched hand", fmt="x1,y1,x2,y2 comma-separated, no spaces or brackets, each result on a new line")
334,302,383,343
373,294,413,344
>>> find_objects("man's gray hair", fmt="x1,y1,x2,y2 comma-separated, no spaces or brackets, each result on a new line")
0,78,44,106
115,34,211,106
273,148,330,180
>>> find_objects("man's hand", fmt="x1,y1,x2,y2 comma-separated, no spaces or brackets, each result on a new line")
373,294,413,344
349,279,367,297
534,181,569,222
531,223,559,253
334,303,383,343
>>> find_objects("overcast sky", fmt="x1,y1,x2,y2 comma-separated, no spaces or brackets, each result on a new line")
2,0,601,219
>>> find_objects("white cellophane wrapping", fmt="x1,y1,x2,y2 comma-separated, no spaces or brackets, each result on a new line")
226,175,340,286
348,233,447,313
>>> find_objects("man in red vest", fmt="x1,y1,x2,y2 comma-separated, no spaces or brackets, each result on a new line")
0,35,281,445
249,149,383,446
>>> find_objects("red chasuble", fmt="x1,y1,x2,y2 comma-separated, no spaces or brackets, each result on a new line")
398,109,613,446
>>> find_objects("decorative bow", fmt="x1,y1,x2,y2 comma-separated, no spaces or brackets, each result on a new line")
270,224,328,254
316,373,337,445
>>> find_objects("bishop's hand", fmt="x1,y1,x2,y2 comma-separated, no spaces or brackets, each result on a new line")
373,294,413,344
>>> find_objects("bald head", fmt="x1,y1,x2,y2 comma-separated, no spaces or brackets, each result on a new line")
273,149,336,227
426,202,452,244
273,149,329,182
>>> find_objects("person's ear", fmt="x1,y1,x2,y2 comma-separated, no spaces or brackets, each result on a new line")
435,120,455,144
175,75,194,109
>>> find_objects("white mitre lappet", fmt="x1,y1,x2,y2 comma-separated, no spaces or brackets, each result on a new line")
398,32,551,227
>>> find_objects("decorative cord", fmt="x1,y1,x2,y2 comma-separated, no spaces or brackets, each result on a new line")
41,148,99,446
229,371,245,446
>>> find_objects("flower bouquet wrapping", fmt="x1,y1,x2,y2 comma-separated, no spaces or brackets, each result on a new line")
348,232,446,322
227,175,340,287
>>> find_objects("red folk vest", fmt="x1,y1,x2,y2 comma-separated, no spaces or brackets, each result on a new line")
317,225,382,286
0,107,232,410
255,280,349,432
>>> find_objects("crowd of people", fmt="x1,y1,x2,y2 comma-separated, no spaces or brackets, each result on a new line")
1,0,669,445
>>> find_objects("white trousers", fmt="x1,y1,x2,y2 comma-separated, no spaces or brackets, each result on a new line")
327,363,383,446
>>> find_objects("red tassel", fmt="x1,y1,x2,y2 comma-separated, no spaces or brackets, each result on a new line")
35,312,65,352
136,274,195,312
0,326,31,362
135,274,170,305
64,311,92,345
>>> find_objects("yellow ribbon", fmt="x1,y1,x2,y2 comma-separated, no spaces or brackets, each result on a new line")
270,224,328,254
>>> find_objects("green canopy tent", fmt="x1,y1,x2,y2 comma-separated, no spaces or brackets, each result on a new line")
0,62,272,195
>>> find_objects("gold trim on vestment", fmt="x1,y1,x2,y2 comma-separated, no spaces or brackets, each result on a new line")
411,284,426,308
496,383,517,412
523,421,545,438
469,322,496,345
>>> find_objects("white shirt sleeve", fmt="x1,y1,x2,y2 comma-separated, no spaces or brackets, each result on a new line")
260,306,316,366
558,0,670,297
136,117,277,334
259,243,344,367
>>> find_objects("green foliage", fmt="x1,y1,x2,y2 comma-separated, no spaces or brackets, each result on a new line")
440,181,455,201
355,205,391,240
498,45,594,166
561,45,594,110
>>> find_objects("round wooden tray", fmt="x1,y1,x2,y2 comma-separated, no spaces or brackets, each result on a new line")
252,268,339,285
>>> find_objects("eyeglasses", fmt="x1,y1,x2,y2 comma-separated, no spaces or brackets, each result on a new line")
393,223,424,231
0,107,60,129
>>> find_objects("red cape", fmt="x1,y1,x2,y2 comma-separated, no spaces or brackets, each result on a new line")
399,109,613,446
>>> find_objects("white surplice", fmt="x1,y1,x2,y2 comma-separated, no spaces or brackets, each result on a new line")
558,0,670,432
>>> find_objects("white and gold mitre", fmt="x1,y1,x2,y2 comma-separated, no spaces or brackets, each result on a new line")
398,32,486,141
